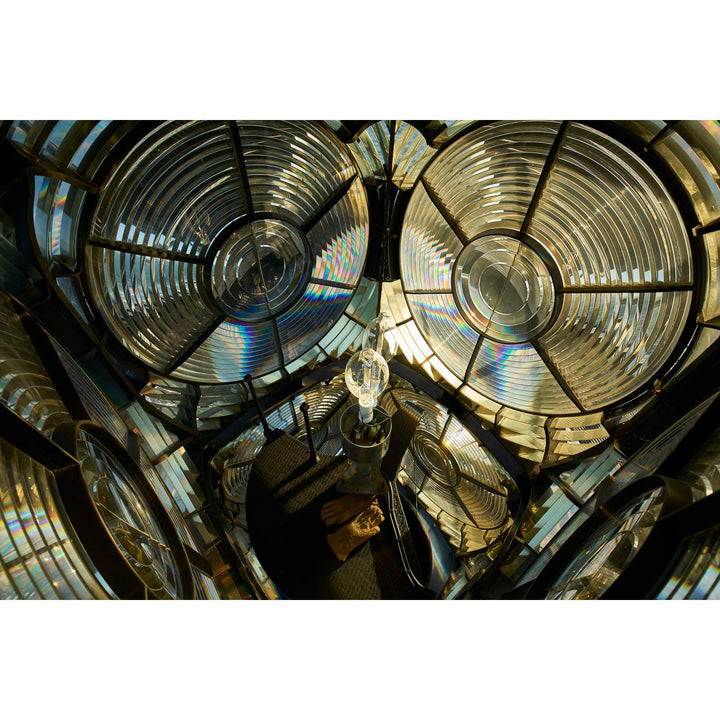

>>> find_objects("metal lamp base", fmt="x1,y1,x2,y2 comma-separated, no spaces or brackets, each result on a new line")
337,404,392,496
336,460,388,495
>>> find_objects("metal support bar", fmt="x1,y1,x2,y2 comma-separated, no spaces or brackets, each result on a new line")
89,236,206,264
530,338,585,412
244,374,272,439
299,402,317,465
420,176,472,246
301,173,358,235
163,314,225,376
519,120,569,237
644,121,679,151
226,121,255,217
557,283,694,294
694,215,720,237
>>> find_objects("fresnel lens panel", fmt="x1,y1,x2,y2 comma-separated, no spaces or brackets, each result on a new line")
86,121,369,383
400,121,694,418
6,119,720,601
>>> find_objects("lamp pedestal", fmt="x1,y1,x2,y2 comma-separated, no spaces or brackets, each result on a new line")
337,404,392,495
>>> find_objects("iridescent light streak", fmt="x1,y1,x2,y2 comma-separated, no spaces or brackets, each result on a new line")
278,285,353,363
70,120,112,171
299,283,352,306
701,120,720,140
313,224,365,284
51,181,70,257
184,320,279,382
408,294,476,344
42,121,75,157
32,177,51,244
402,223,456,290
472,341,523,405
689,549,720,599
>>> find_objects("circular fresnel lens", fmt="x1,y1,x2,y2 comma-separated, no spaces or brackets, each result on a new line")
400,121,694,416
77,430,182,599
86,120,369,383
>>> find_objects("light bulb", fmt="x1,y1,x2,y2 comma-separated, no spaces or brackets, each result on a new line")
345,348,389,423
362,312,397,361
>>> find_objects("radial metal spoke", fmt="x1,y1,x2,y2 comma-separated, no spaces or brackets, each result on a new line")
301,173,358,234
226,121,254,217
450,487,477,524
463,337,485,384
89,236,206,264
438,415,452,444
385,120,396,183
459,473,509,498
404,288,453,295
271,316,285,368
163,314,226,375
531,338,585,412
311,277,355,290
519,120,569,237
557,283,693,294
420,176,472,246
477,123,570,341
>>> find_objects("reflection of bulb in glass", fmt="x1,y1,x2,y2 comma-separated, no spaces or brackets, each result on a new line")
345,348,389,423
362,312,397,362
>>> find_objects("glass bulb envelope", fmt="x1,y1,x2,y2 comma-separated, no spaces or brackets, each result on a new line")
345,348,389,423
362,312,398,361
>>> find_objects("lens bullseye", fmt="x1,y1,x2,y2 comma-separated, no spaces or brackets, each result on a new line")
453,235,555,343
211,219,311,321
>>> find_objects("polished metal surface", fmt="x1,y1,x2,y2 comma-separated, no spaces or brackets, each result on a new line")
337,404,392,495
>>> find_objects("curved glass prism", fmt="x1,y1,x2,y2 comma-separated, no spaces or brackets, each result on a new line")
76,429,182,599
545,487,665,600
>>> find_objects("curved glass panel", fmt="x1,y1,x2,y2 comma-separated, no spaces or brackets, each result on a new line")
545,487,664,599
0,296,72,436
32,175,87,269
381,387,512,553
538,290,692,410
400,121,695,415
656,524,720,600
88,249,216,373
87,121,368,383
76,429,181,599
0,438,111,599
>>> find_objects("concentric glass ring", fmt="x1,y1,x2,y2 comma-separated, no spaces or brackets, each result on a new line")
211,219,311,321
77,429,181,599
453,235,555,342
400,121,694,414
410,431,459,488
